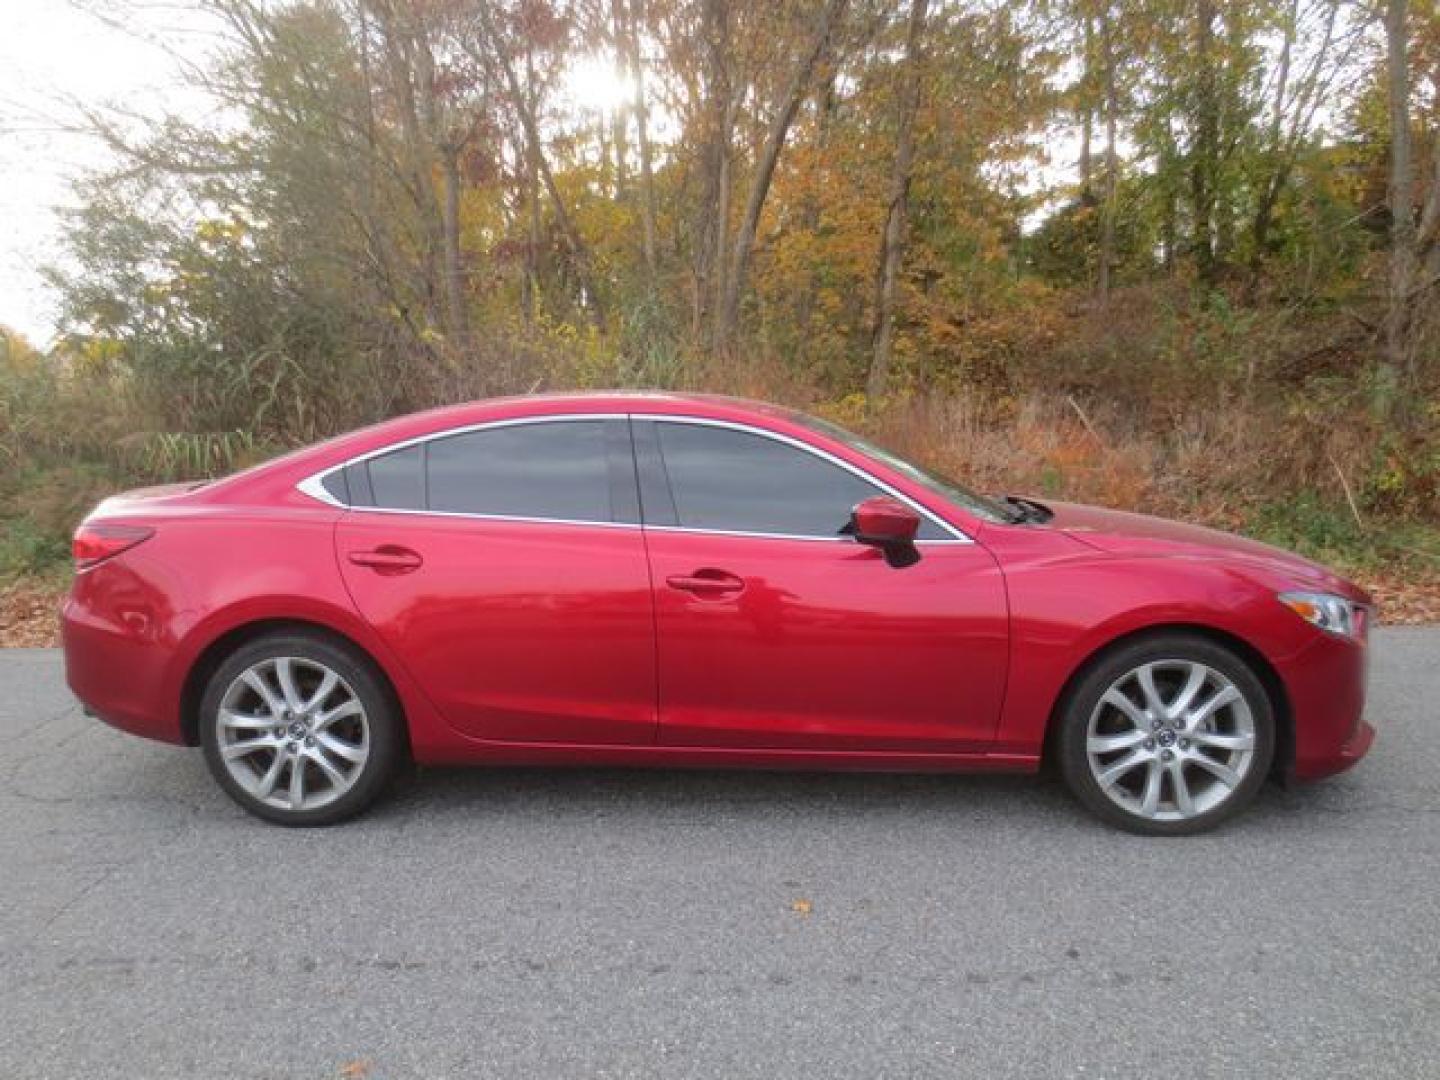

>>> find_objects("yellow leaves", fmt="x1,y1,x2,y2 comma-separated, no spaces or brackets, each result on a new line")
816,392,870,431
0,326,42,372
194,218,246,246
68,335,126,377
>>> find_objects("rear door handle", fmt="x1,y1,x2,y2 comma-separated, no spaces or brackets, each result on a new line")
347,546,423,573
666,569,744,597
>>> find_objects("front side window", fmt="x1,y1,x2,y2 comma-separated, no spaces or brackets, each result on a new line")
794,413,1010,524
652,421,946,539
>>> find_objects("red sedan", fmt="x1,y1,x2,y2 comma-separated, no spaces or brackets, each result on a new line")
62,393,1375,833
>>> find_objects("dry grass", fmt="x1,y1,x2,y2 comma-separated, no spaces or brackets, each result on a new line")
0,584,64,648
5,281,1436,635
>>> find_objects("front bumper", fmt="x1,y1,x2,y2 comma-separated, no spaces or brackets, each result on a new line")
1281,627,1375,781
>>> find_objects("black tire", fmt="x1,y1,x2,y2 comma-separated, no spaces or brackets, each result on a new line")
198,631,403,826
1055,633,1275,836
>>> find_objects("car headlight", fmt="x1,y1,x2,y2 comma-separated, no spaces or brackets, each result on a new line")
1278,591,1365,638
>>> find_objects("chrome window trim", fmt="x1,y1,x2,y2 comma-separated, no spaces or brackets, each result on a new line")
295,413,626,513
296,471,345,508
639,414,971,543
295,411,972,543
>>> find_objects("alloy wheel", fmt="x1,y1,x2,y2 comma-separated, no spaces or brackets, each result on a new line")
215,656,370,813
1084,659,1257,823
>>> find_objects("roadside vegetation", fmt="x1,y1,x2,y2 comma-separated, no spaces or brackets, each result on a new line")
2,0,1438,639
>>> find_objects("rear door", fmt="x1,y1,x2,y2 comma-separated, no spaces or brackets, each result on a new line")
335,417,658,745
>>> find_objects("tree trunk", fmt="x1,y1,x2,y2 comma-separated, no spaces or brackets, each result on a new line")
795,63,843,366
1190,0,1219,286
1079,8,1095,205
610,0,629,198
523,44,541,325
374,4,446,329
710,99,733,353
866,0,928,402
627,0,659,277
1379,0,1413,414
440,140,470,349
693,0,732,346
715,0,849,355
1246,0,1297,300
1096,2,1118,304
472,4,605,329
1413,130,1440,381
1418,122,1440,291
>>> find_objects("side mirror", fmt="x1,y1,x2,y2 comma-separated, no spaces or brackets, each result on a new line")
848,496,921,568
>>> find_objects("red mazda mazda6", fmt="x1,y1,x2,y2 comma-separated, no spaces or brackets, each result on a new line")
62,393,1374,833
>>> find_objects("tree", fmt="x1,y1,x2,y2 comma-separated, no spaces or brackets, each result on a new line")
1381,0,1413,412
470,0,607,329
1096,0,1119,301
866,0,928,401
714,0,849,354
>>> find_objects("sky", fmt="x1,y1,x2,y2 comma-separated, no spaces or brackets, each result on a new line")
0,2,643,348
0,1,1071,350
0,1,220,346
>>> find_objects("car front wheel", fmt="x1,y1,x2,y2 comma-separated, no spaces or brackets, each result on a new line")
1057,634,1276,835
199,632,403,825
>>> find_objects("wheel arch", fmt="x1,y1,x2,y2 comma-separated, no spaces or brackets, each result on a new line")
1041,622,1293,779
178,617,409,751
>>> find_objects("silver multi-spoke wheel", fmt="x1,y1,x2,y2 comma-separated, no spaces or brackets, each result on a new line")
1085,659,1257,824
215,656,370,813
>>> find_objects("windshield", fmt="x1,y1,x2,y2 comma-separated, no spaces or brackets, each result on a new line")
795,413,1014,524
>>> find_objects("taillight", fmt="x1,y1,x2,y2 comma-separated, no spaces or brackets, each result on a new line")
72,523,154,570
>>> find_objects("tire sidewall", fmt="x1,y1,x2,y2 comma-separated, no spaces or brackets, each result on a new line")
198,633,402,826
1057,634,1276,836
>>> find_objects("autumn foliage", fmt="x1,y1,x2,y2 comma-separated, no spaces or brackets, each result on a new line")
0,0,1437,617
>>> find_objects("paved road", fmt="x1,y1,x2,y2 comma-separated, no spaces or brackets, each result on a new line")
1,630,1436,1079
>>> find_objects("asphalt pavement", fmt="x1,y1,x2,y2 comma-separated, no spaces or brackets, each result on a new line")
1,629,1437,1079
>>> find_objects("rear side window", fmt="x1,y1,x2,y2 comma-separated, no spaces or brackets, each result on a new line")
367,444,424,511
652,422,909,538
334,418,631,523
426,421,612,522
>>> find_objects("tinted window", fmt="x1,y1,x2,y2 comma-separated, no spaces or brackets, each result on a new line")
426,420,612,522
367,444,424,510
320,469,349,504
795,413,1007,525
654,422,942,538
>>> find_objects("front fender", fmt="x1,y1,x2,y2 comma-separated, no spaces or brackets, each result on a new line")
986,544,1318,756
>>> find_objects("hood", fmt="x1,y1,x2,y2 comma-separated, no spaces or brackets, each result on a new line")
1037,499,1367,600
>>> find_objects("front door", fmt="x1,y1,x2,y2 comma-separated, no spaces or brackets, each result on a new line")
635,419,1009,752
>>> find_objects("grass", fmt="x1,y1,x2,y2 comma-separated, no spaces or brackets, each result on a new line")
1248,492,1440,577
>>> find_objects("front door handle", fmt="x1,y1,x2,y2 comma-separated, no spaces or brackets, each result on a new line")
666,568,744,597
347,546,423,574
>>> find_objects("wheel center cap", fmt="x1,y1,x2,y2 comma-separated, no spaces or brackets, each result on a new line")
288,720,308,739
1156,728,1177,748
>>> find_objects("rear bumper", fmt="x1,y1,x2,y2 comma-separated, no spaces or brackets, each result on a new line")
62,592,185,746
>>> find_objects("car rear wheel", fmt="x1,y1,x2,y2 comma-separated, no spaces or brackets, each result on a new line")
199,632,402,825
1056,634,1275,835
